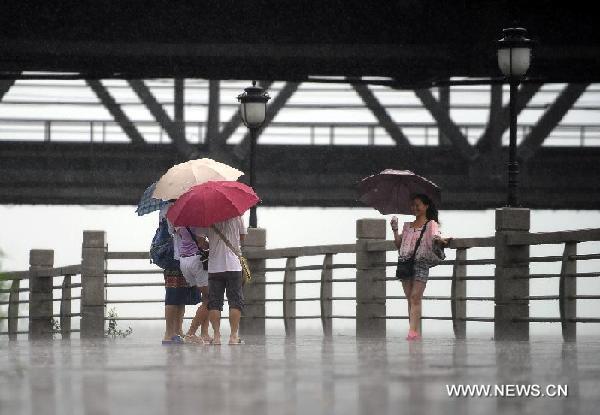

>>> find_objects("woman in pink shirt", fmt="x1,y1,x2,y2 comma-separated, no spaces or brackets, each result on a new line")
390,194,450,341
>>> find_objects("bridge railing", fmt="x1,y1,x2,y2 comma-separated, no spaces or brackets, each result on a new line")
504,228,600,341
0,253,81,340
1,118,599,147
2,215,599,341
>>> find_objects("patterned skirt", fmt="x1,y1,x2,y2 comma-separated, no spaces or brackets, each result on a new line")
164,268,201,305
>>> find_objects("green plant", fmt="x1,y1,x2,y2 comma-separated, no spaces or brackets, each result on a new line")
105,307,133,339
51,318,61,338
0,280,6,331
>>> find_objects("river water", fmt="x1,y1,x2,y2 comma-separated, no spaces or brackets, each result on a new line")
1,205,599,337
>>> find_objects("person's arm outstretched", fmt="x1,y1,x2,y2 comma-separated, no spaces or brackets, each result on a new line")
430,221,452,247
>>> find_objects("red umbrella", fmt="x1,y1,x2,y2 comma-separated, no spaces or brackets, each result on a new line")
166,181,259,227
357,169,441,215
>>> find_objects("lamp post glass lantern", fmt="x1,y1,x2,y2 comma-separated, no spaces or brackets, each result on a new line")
496,27,533,207
238,81,270,227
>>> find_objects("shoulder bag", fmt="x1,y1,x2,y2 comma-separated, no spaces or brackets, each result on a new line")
185,227,209,270
210,225,252,284
396,220,429,280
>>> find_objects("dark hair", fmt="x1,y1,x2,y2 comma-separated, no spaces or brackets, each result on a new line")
412,193,439,224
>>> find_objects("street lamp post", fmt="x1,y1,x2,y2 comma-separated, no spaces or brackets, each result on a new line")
238,81,271,228
496,27,533,207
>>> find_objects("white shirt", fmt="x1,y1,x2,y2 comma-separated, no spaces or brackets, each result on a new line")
198,216,247,273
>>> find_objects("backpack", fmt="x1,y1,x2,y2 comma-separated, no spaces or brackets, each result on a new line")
150,218,180,270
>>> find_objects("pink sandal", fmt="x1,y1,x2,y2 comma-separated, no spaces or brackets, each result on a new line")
406,330,421,341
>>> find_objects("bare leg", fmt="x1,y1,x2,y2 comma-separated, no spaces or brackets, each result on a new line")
176,305,185,337
199,286,211,340
409,280,427,334
186,287,210,341
401,280,413,329
229,308,242,343
164,305,179,340
209,309,222,344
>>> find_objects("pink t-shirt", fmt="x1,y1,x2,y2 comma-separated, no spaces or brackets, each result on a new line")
398,220,441,260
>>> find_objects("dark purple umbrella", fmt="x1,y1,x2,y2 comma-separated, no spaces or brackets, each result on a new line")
357,169,441,215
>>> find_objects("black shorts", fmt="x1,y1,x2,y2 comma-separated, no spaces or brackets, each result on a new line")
208,271,244,311
164,269,201,305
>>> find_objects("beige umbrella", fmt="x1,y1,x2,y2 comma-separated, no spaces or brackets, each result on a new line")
152,158,244,200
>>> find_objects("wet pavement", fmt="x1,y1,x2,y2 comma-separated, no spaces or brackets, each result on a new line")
1,335,599,415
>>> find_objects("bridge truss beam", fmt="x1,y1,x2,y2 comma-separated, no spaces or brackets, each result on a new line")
127,80,197,159
1,142,598,210
519,83,590,161
86,80,146,145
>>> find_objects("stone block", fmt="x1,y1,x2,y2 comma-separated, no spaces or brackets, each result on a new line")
81,250,106,277
494,303,529,340
356,219,386,240
240,316,265,336
356,303,386,338
29,250,54,267
83,231,106,248
355,247,386,270
244,228,266,247
495,267,529,303
495,241,530,266
495,208,530,231
81,306,105,338
355,270,386,296
82,277,106,306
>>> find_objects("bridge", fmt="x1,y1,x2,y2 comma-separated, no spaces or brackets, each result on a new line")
1,2,599,209
1,1,599,84
0,81,599,209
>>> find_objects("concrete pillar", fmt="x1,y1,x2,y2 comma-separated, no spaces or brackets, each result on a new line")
283,257,296,336
451,248,467,339
241,228,266,335
8,279,21,341
438,86,452,146
320,253,333,337
174,78,185,140
560,241,577,341
494,208,530,340
29,249,54,340
356,219,386,337
81,231,106,338
60,275,72,339
206,80,220,148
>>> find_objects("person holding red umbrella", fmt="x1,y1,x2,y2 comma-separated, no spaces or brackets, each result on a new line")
199,216,248,345
167,181,259,345
390,194,451,341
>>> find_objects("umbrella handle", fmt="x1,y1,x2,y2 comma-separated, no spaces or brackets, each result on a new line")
390,216,399,231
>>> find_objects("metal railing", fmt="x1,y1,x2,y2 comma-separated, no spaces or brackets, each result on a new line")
0,118,599,147
2,222,599,341
0,264,81,339
505,228,600,341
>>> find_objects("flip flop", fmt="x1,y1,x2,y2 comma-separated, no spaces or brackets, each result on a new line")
162,335,185,345
200,336,214,345
406,331,422,341
184,334,204,344
228,337,245,345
